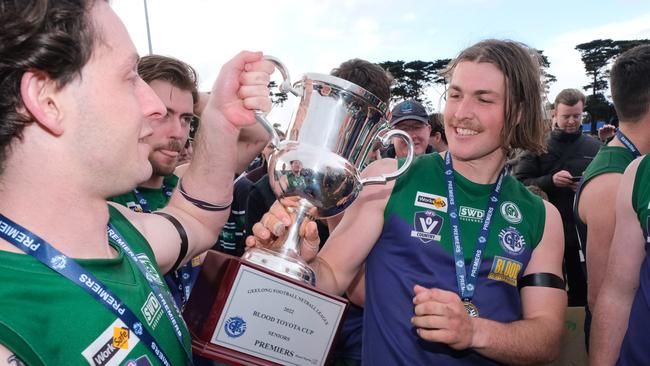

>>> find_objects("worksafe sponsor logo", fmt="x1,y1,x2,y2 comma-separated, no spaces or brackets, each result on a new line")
498,227,526,256
141,292,163,329
414,191,448,213
82,318,140,366
488,256,522,286
459,206,484,223
500,201,522,224
411,211,443,243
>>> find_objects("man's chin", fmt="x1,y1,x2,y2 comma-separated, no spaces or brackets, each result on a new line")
151,163,177,178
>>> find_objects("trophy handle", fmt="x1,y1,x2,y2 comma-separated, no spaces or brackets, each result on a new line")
254,55,301,148
359,129,414,186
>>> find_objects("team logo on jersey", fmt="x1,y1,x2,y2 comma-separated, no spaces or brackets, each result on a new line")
136,253,164,286
50,255,67,270
126,201,144,213
224,316,247,338
414,191,448,213
488,256,522,286
411,211,444,243
498,227,526,256
646,217,650,244
82,318,140,366
141,292,163,329
125,356,153,366
500,201,522,224
459,206,485,223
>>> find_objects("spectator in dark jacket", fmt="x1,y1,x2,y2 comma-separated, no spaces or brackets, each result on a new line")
513,88,601,306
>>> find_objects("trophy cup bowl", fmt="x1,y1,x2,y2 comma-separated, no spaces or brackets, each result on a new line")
183,57,414,366
242,58,415,286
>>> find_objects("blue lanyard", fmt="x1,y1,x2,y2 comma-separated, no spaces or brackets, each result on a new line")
0,214,192,365
132,185,172,213
444,152,506,302
616,130,641,158
130,185,192,307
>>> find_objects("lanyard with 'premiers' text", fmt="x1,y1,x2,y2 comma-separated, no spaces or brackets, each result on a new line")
444,152,506,317
616,130,641,158
0,213,192,366
130,185,193,307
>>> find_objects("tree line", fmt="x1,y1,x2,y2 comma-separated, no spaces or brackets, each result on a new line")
270,38,649,126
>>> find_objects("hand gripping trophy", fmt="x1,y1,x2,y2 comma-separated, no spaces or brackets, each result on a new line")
184,57,414,366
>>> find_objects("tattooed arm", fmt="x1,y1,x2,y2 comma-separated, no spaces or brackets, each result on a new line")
0,345,26,366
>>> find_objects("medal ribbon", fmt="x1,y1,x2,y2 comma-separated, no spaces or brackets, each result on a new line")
0,213,193,366
132,185,173,213
615,130,641,158
444,152,506,303
132,185,193,307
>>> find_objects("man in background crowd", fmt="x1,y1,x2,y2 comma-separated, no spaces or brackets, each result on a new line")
513,88,601,306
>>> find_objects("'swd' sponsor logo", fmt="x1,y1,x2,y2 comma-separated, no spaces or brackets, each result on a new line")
459,206,484,222
141,292,163,329
82,319,140,366
488,256,522,286
414,191,448,213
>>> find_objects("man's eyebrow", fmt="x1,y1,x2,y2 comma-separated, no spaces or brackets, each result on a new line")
120,53,140,72
449,85,500,96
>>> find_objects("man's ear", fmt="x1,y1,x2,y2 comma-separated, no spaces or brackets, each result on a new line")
20,70,65,136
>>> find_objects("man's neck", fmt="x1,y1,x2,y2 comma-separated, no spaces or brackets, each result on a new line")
139,174,165,189
448,149,506,185
614,120,650,154
0,183,114,259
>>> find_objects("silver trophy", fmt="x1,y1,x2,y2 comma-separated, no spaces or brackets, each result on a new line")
242,57,415,285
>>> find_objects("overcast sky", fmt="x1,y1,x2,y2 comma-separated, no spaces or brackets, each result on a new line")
112,0,650,124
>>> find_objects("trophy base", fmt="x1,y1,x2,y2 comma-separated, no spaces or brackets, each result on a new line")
184,250,348,366
242,247,316,286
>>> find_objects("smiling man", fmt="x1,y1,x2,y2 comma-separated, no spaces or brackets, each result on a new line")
249,39,567,365
382,99,434,158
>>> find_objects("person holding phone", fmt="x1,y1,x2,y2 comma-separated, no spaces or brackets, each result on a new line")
513,88,601,307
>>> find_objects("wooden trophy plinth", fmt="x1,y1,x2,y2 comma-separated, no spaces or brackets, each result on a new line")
183,250,348,366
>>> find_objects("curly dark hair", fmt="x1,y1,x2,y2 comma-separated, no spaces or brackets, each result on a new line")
0,0,100,173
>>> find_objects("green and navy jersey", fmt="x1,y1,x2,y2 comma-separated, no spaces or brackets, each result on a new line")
109,175,179,213
363,153,546,365
575,145,637,256
619,154,650,366
0,206,191,366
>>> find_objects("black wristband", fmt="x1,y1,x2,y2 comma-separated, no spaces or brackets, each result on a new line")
517,272,565,291
153,212,188,273
178,177,232,211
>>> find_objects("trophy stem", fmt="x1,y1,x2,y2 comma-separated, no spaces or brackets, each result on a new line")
279,203,309,258
242,201,316,285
